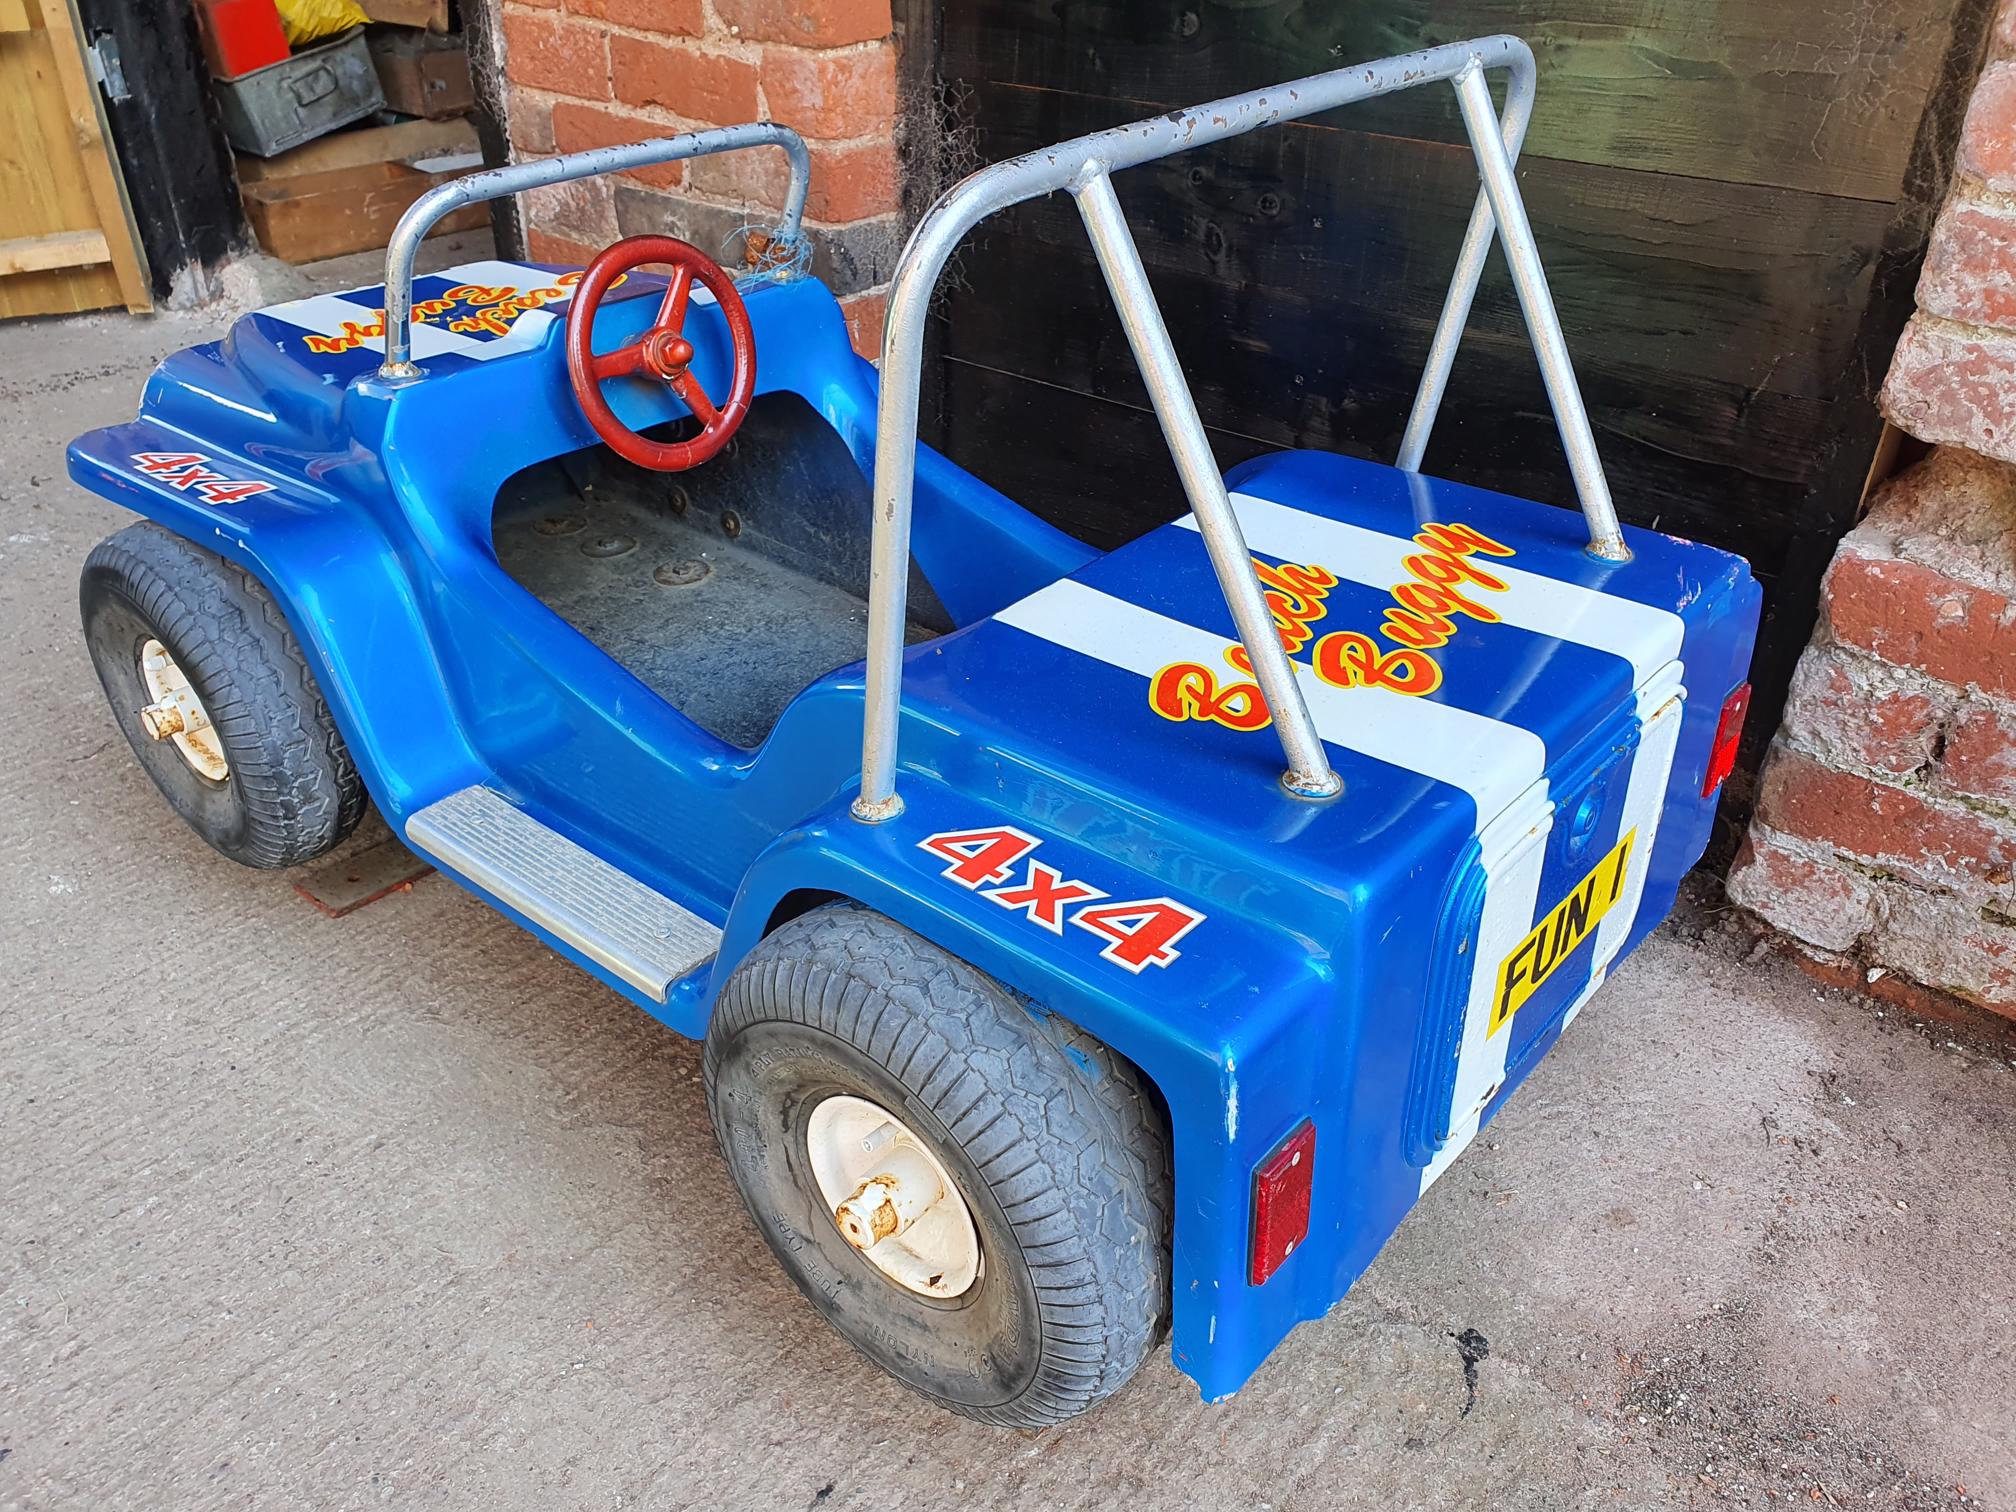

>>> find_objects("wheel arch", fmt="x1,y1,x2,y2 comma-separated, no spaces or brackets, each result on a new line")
711,790,1345,1404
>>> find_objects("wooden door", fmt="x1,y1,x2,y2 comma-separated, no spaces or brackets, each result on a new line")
920,1,1993,821
0,0,150,317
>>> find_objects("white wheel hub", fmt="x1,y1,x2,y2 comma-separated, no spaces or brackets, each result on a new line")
137,638,228,781
806,1094,981,1299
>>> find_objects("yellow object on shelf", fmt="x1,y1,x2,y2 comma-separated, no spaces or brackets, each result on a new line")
275,0,368,46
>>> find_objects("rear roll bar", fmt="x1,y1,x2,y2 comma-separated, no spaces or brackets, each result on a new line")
852,34,1627,824
375,122,812,379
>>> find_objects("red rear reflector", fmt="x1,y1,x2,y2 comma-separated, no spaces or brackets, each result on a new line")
1249,1120,1316,1285
1702,682,1752,797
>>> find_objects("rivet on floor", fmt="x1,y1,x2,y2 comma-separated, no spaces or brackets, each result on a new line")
581,533,638,559
665,483,689,516
720,509,742,538
535,514,586,537
653,558,711,587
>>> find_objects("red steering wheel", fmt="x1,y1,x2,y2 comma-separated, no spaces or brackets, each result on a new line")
563,234,756,472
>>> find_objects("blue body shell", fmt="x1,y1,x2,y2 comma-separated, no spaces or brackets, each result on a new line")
67,262,1760,1402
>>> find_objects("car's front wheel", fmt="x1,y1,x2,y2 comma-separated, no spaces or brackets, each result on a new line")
80,522,364,869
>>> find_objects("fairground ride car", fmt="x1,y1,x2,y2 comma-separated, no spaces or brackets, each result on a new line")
68,36,1758,1426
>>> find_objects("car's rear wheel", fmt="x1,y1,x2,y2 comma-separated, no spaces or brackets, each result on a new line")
703,903,1171,1427
80,522,365,869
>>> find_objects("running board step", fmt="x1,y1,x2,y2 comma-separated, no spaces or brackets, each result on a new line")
404,786,718,1002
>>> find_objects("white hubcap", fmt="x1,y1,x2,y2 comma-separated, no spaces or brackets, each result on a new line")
806,1095,981,1299
137,639,228,781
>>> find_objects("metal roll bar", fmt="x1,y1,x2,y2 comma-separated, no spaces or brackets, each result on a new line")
376,122,811,379
851,34,1627,823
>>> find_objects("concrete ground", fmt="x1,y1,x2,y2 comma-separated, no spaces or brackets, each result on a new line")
4,245,2015,1512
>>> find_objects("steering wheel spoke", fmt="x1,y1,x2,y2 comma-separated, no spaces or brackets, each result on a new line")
590,341,649,381
669,371,720,426
563,234,757,473
656,264,694,330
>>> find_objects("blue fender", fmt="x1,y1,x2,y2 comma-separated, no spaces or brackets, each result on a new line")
710,778,1350,1403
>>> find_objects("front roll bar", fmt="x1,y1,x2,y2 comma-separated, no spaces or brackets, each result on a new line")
375,122,811,379
852,34,1627,823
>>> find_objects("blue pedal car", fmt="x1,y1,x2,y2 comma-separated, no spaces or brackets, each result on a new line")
69,37,1758,1426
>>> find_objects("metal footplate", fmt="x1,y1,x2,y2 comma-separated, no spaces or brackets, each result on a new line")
404,785,719,1002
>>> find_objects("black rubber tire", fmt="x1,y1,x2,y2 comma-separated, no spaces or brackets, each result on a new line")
704,903,1171,1428
80,522,365,869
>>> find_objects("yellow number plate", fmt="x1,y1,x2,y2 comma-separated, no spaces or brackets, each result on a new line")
1490,829,1636,1037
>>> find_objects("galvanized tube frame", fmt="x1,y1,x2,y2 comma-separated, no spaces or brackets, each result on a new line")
852,34,1625,822
375,123,812,379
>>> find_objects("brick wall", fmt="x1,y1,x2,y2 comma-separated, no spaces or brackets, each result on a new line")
1730,5,2016,1023
494,0,902,356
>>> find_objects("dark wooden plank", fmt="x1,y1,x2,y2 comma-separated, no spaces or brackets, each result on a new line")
943,0,1968,202
935,344,1808,595
966,80,1890,404
940,230,1834,562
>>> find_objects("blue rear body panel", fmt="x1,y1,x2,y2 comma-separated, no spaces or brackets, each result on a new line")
67,261,1759,1402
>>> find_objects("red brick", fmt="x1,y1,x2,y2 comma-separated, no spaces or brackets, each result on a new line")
1880,316,2016,464
603,0,702,33
1855,447,2016,600
1778,943,2016,1030
523,176,619,244
1755,749,2016,887
1780,647,1944,776
805,139,900,221
1917,201,2016,329
502,10,610,99
510,94,555,155
685,137,898,221
550,103,686,188
1873,884,2016,1021
1935,698,2016,805
1958,62,2016,194
510,0,560,9
1827,545,2016,700
527,228,604,265
762,43,897,139
611,36,759,123
684,143,793,209
839,287,886,359
1725,828,1878,954
714,0,889,46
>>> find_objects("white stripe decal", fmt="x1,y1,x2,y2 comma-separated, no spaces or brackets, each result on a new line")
1446,784,1553,1150
1178,494,1684,685
1589,664,1687,982
991,579,1546,826
255,292,494,360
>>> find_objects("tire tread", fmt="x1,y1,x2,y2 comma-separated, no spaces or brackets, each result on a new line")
704,904,1171,1428
80,523,364,868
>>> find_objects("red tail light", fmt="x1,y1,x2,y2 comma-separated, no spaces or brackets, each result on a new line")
1250,1120,1316,1285
1702,682,1751,796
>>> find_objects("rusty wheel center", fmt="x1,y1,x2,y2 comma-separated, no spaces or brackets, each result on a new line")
137,638,228,782
805,1094,981,1299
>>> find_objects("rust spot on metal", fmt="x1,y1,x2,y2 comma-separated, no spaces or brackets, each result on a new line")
139,702,184,740
870,1195,899,1243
